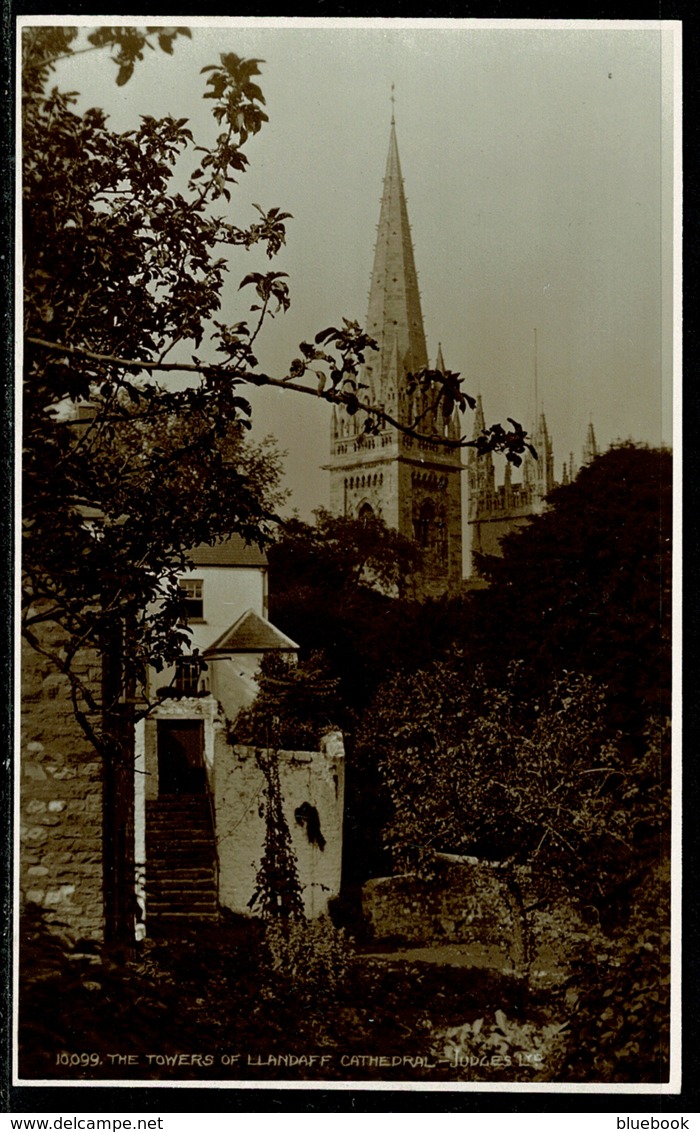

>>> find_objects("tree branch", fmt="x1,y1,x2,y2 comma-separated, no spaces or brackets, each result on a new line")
26,335,469,450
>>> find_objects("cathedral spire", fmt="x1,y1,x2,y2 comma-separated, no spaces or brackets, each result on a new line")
328,114,463,598
362,122,429,419
582,420,599,466
467,394,495,508
472,392,486,436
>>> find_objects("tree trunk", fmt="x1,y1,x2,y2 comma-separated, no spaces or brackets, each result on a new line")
101,618,135,945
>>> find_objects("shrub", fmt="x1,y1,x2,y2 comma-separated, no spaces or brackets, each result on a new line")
261,916,354,1006
430,1009,569,1081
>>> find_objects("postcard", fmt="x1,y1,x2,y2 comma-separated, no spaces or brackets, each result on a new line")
13,16,680,1098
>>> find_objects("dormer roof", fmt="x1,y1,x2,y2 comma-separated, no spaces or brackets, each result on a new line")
205,609,298,655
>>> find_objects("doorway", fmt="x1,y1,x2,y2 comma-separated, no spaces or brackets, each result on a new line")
157,719,206,794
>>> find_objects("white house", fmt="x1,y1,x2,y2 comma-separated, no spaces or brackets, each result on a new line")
133,535,344,931
153,535,298,720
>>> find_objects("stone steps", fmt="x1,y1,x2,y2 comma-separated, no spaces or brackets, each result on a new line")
147,910,220,925
146,793,219,929
147,866,216,880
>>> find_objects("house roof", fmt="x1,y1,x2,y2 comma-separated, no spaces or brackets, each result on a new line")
187,534,267,568
205,609,298,654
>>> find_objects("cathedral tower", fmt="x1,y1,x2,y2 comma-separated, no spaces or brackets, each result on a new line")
467,399,559,569
328,120,463,597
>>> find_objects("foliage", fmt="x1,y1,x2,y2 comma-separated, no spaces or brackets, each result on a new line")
556,849,671,1082
15,906,524,1081
267,510,458,712
261,916,354,1007
270,508,423,596
469,443,672,740
20,896,669,1083
22,27,302,750
431,1009,569,1081
248,748,305,921
18,905,183,1073
364,663,670,922
234,650,345,751
467,417,538,467
266,511,467,879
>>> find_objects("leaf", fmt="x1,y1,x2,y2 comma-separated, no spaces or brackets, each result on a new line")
116,63,134,87
239,273,263,290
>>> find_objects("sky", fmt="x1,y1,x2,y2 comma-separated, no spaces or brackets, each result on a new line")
45,18,677,526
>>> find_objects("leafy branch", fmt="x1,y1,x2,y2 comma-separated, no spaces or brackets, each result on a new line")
26,333,533,458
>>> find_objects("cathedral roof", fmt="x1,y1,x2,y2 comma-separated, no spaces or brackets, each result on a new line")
363,123,429,405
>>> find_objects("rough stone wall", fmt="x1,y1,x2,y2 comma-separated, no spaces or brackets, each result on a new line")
20,633,104,941
362,859,585,980
363,865,513,951
216,732,345,920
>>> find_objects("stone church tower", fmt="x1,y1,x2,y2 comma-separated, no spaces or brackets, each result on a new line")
328,120,463,597
467,400,601,571
467,396,557,565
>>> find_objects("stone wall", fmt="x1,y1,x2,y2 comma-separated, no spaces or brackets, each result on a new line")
216,731,345,920
20,633,104,941
362,858,586,981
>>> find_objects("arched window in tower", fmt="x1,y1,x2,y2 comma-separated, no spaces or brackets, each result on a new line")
358,502,375,524
434,508,448,562
414,498,435,548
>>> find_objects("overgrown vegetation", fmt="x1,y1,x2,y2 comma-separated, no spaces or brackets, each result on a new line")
234,651,345,752
19,895,669,1082
248,748,305,920
362,668,669,924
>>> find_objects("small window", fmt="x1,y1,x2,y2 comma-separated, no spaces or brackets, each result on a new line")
178,578,203,620
175,657,201,696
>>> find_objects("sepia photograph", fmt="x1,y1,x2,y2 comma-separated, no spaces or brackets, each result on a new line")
15,17,678,1092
